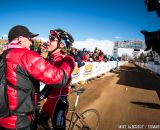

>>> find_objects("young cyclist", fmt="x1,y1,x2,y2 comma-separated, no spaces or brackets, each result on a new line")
38,29,74,130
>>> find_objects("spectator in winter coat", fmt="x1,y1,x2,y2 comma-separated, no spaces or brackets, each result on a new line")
0,25,75,130
74,51,85,67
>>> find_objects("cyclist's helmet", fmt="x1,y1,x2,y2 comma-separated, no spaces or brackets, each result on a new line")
49,29,74,48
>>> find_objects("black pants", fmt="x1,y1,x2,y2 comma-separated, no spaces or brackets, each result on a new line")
39,96,69,130
52,96,69,130
0,125,31,130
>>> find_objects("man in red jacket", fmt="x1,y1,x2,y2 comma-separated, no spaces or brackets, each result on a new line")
0,25,75,130
38,29,74,130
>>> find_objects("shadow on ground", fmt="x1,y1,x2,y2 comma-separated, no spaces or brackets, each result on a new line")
112,63,160,100
131,101,160,109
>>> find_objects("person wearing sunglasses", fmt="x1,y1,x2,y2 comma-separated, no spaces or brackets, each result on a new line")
39,29,74,130
0,25,75,130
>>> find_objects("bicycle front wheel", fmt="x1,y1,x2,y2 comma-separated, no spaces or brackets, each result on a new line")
73,109,100,130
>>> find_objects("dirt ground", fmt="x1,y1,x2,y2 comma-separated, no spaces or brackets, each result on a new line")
67,63,160,130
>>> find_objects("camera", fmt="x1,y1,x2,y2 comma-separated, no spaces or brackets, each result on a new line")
141,30,160,55
145,0,160,17
142,1,160,55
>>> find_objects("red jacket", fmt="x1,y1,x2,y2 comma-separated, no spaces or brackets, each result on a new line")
48,51,69,96
41,51,70,117
0,47,75,129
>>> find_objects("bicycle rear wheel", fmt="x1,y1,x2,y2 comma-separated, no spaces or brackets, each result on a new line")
73,109,100,130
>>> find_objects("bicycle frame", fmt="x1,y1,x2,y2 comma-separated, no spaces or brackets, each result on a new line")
68,93,80,130
68,87,90,130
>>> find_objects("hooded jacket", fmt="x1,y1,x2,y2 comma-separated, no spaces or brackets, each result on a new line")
0,43,75,129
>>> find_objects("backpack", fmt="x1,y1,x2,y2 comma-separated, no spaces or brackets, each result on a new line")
0,49,13,117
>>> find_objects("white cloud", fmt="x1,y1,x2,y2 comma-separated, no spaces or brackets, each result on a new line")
73,38,114,55
114,36,121,39
36,37,48,42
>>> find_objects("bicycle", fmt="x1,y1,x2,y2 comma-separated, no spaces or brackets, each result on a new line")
32,85,100,130
66,85,100,130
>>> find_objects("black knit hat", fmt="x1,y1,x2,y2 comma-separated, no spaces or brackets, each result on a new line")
8,25,39,42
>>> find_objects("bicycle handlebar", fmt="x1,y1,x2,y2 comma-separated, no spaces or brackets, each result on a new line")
70,85,86,95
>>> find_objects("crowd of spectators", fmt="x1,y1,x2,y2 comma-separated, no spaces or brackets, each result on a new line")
67,47,118,68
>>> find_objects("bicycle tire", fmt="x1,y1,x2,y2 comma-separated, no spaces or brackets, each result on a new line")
72,109,100,130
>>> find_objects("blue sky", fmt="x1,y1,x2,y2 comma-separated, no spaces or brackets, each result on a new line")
0,0,160,41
